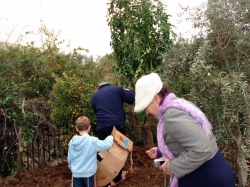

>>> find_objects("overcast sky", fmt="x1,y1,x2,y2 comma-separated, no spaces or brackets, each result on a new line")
0,0,207,58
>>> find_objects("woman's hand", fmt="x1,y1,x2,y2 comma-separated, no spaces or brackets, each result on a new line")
145,147,158,159
159,156,172,175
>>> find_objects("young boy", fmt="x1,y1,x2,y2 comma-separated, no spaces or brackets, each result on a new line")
68,116,113,187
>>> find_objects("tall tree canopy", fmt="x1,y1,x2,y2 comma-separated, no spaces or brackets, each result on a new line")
107,0,173,87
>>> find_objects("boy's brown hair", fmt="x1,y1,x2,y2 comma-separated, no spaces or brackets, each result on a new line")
75,116,90,131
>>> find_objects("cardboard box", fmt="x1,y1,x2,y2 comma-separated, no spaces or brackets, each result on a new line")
95,127,133,186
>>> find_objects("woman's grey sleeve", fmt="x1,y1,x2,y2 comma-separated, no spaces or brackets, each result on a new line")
164,108,218,178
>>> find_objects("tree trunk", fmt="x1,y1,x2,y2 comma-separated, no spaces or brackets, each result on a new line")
232,121,248,187
237,144,248,186
144,114,154,148
13,126,23,177
13,99,25,177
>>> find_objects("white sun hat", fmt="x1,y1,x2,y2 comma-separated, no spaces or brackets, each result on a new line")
134,73,163,112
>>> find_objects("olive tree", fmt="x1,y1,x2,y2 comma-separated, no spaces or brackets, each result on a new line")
161,0,250,185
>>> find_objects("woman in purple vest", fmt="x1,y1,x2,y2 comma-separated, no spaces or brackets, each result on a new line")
134,73,235,187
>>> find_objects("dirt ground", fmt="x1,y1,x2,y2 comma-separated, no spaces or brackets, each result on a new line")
0,146,166,187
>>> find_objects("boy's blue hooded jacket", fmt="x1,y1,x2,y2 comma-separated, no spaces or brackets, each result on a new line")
67,134,113,178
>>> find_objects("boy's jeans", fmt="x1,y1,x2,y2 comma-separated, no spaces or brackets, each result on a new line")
72,175,94,187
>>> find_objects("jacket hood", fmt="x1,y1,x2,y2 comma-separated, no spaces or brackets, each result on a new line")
70,134,89,150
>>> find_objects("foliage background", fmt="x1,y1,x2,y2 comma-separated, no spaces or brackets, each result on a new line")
0,0,249,186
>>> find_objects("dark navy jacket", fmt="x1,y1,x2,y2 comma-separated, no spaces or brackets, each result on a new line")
91,84,135,131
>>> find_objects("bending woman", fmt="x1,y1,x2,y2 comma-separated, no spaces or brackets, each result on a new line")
134,73,235,187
